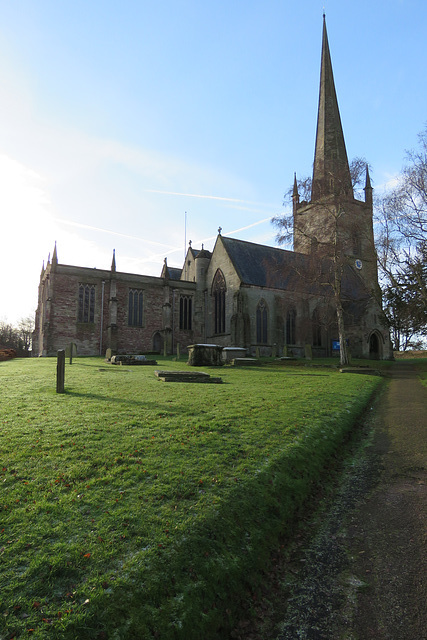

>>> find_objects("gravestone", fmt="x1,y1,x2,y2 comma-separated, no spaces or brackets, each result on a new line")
56,350,65,393
305,344,313,360
105,348,112,361
176,342,180,360
65,342,77,364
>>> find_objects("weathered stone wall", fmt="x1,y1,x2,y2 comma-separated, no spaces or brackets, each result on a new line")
33,263,201,357
204,237,242,344
33,236,392,360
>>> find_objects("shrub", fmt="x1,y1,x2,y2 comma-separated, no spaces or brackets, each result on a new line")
0,348,17,361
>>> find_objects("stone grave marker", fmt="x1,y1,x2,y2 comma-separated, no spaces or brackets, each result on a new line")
305,344,313,360
56,350,65,393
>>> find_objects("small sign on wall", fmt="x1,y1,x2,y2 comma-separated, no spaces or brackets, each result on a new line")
332,339,349,351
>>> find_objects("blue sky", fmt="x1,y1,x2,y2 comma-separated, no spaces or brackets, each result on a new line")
1,0,426,325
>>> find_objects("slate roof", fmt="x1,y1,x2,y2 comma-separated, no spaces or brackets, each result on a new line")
167,267,183,281
220,236,370,303
220,236,311,291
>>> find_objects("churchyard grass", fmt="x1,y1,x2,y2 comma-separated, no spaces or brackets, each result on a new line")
0,357,382,639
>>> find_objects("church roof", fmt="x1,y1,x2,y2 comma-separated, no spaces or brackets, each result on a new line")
167,267,183,280
220,235,370,302
220,236,309,291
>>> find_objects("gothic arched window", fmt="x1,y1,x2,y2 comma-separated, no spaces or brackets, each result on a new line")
312,309,322,347
179,295,192,330
128,289,144,327
78,283,95,323
256,299,268,344
286,309,296,345
212,269,226,334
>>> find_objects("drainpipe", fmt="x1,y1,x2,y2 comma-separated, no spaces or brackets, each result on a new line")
204,290,207,342
99,280,105,356
172,288,175,354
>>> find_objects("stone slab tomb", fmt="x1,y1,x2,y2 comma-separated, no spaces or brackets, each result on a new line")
154,370,222,384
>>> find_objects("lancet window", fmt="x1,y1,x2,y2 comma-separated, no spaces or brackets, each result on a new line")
128,289,144,327
286,309,296,345
256,299,268,344
312,309,322,347
212,269,226,334
179,295,192,330
78,284,95,323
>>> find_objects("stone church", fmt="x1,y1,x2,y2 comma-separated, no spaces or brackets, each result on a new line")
33,17,392,360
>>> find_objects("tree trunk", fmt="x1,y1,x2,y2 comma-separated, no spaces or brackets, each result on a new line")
335,295,350,366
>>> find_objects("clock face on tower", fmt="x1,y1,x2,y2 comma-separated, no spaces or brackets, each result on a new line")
355,259,363,270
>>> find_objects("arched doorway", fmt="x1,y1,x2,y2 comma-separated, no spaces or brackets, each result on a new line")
369,332,381,360
153,332,163,353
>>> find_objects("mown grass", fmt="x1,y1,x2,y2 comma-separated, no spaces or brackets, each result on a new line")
413,358,427,387
0,357,383,639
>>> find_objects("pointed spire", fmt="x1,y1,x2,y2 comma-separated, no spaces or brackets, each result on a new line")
111,249,116,272
292,172,300,215
364,164,373,208
311,15,353,201
364,164,372,189
293,173,299,199
52,241,58,266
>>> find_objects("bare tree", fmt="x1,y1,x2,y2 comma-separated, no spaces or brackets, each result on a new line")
0,317,35,355
381,126,427,245
18,316,35,354
375,126,427,347
272,160,375,366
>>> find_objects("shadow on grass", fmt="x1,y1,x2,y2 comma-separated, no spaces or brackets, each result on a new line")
62,389,223,413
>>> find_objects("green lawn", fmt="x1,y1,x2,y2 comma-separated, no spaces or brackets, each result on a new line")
0,357,383,639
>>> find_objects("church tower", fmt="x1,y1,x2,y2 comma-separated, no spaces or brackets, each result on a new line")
293,15,378,295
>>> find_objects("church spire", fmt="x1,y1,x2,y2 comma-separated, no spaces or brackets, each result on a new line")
292,172,299,215
111,249,116,272
51,241,58,271
311,15,353,201
364,164,373,209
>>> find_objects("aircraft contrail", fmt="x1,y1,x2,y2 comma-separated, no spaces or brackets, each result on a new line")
145,188,275,208
55,218,177,250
